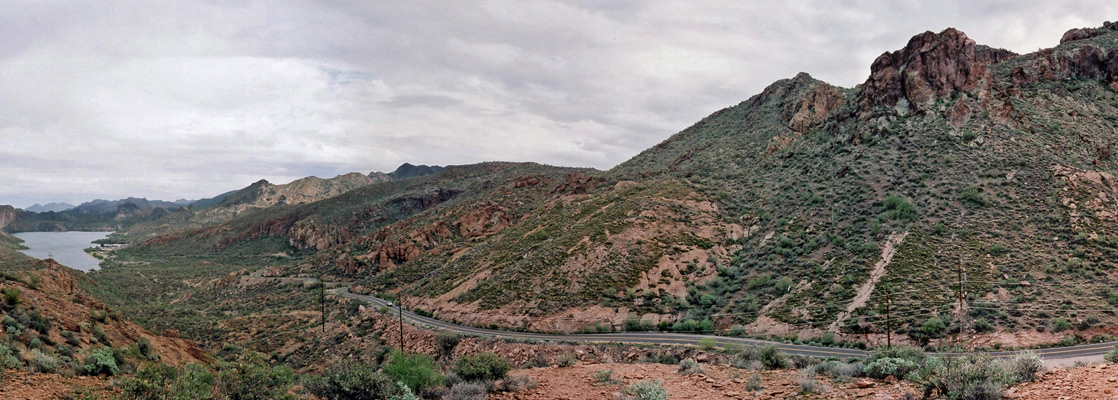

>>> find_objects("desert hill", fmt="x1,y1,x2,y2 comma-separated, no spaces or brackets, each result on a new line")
103,22,1118,349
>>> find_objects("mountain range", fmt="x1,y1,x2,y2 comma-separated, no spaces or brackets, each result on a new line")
8,23,1118,349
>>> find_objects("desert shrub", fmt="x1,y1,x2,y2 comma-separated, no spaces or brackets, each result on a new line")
1051,317,1072,332
973,318,993,333
445,382,487,400
921,317,947,338
910,354,1015,400
798,373,826,394
435,332,461,359
624,379,668,400
31,349,60,373
382,350,442,394
1006,351,1043,383
697,337,717,351
556,352,577,368
498,375,536,392
82,346,119,376
216,355,296,400
883,195,917,221
454,352,510,382
744,372,763,391
866,344,926,365
594,369,615,384
305,361,398,400
759,345,786,369
959,185,989,207
677,358,702,375
136,337,157,361
2,287,20,306
864,357,918,379
1105,346,1118,363
61,330,81,347
0,343,20,369
120,362,215,400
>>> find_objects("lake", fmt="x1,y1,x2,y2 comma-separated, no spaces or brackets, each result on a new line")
12,231,112,272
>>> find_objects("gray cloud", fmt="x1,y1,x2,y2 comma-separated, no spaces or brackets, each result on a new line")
1,0,1115,207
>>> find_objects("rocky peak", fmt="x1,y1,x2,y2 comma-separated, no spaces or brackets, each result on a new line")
856,28,1016,117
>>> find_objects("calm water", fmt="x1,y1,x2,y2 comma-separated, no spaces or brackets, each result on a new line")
13,231,112,272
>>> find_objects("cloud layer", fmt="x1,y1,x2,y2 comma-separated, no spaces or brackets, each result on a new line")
1,1,1113,207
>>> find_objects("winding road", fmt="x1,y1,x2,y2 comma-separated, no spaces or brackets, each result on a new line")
324,286,1118,362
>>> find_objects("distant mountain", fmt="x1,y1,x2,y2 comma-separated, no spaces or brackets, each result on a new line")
387,163,445,180
25,202,75,213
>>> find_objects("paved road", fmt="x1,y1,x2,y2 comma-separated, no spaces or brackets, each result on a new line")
323,286,1117,361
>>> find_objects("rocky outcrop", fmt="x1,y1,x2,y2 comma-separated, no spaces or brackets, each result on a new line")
782,73,845,133
456,202,512,238
1011,23,1118,90
551,173,607,195
857,28,1017,116
1052,165,1118,233
0,205,16,229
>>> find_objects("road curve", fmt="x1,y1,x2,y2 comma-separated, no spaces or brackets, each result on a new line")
323,286,1117,361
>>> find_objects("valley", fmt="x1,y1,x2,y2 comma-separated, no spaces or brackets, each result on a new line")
5,19,1118,400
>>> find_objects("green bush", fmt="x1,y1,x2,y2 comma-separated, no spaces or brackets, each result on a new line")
305,361,401,400
216,356,296,400
1051,317,1072,332
1006,351,1043,383
2,287,20,306
121,362,215,400
1105,346,1118,363
867,345,926,366
910,354,1015,400
624,379,668,400
759,345,786,369
382,350,443,394
745,372,763,391
0,343,20,369
454,352,510,382
31,349,60,373
921,317,947,337
864,357,918,379
883,195,917,221
593,369,614,384
959,185,989,207
82,346,119,376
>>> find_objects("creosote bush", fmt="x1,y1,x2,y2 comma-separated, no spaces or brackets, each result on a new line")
624,379,668,400
454,352,510,382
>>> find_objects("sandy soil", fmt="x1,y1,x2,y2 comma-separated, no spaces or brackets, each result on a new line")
492,362,918,400
0,371,113,400
1010,362,1118,399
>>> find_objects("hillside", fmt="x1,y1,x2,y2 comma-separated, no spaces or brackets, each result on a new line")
102,22,1118,350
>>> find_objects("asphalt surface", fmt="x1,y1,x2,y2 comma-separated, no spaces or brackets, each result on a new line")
326,287,1118,361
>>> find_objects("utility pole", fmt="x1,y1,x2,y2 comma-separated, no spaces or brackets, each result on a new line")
885,285,892,348
320,276,326,334
956,251,967,346
398,293,405,353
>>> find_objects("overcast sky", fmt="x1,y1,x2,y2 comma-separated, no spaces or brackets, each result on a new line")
0,1,1113,208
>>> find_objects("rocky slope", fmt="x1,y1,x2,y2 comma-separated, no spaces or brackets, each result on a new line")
106,22,1118,348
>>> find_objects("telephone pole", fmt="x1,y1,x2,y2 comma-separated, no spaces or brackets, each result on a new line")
398,294,405,353
885,285,892,348
320,276,326,333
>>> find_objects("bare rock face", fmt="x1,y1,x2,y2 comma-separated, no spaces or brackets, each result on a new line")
783,74,845,133
857,28,1016,116
456,201,512,238
0,205,16,229
1011,23,1118,90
